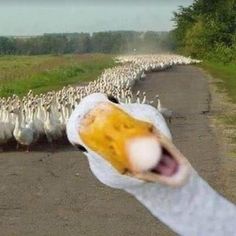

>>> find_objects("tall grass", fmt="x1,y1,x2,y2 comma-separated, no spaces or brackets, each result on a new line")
0,54,115,97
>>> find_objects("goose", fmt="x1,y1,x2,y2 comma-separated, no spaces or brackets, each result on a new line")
0,54,200,149
141,92,147,104
136,90,141,104
11,107,35,152
33,100,46,135
43,105,64,144
0,106,13,146
66,93,236,236
26,105,40,144
156,95,173,123
0,119,9,150
140,71,146,80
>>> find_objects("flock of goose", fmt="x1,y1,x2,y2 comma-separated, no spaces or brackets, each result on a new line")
0,54,200,151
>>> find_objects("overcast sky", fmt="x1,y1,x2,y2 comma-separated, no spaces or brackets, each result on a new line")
0,0,193,36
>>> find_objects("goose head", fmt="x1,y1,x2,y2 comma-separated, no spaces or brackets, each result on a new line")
67,93,191,188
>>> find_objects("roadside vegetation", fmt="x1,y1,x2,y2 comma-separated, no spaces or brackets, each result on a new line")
171,0,236,154
172,0,235,64
201,62,236,103
171,0,236,104
0,54,115,97
202,66,236,156
200,61,236,155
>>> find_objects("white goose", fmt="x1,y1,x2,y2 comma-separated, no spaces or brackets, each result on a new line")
0,54,201,149
0,106,13,146
43,105,63,143
156,95,173,123
12,107,36,151
67,93,236,236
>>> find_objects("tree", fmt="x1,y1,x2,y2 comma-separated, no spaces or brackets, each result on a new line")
172,0,236,62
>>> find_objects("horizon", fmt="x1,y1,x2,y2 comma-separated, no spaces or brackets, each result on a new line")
5,30,170,38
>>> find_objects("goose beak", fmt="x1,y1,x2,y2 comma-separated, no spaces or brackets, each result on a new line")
79,102,191,187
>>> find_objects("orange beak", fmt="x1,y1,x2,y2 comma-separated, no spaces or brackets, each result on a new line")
79,102,191,187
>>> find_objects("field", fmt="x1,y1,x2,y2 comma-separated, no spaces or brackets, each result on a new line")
0,54,115,97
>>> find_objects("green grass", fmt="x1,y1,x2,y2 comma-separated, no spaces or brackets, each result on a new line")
200,61,236,103
0,54,115,97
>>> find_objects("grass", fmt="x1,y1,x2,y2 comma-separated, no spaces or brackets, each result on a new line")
200,62,236,119
0,54,115,97
200,60,236,155
200,61,236,103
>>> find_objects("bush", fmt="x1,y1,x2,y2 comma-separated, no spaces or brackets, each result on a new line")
205,43,235,64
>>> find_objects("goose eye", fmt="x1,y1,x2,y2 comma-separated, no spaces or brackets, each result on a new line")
75,144,87,153
107,95,119,104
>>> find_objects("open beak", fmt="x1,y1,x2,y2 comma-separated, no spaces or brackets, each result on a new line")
79,102,191,187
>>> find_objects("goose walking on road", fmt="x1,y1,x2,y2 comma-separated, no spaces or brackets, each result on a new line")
67,93,236,236
11,108,37,152
156,95,173,123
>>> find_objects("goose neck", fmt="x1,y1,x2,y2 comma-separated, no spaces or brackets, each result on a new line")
125,171,236,236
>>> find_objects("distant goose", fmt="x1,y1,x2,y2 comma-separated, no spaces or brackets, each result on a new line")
0,54,201,149
140,71,146,80
67,93,236,236
156,95,173,123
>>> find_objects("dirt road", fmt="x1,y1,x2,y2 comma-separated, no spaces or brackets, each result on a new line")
0,65,235,236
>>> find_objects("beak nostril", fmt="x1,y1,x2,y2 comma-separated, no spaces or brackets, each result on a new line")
148,126,155,133
113,125,121,131
122,168,129,174
105,134,114,141
123,123,133,129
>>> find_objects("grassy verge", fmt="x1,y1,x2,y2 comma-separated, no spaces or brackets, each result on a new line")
200,61,236,124
0,54,115,97
201,61,236,102
200,61,236,155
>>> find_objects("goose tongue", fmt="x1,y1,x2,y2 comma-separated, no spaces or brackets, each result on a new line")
152,152,178,177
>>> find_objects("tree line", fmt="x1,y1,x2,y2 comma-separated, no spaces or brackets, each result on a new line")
0,31,172,55
172,0,236,63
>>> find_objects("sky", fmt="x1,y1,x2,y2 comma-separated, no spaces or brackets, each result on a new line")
0,0,193,36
